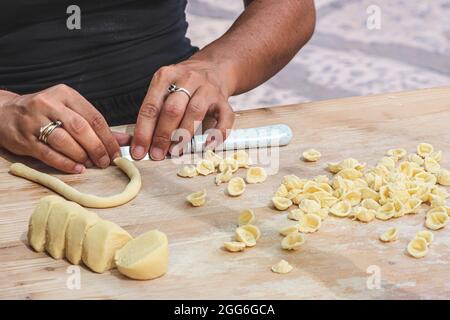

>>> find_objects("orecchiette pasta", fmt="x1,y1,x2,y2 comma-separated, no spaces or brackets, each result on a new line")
430,150,442,163
238,209,255,226
375,202,395,220
437,169,450,186
288,209,305,221
424,157,440,173
186,190,207,207
275,184,289,197
281,231,305,250
215,166,233,185
330,201,352,217
387,148,407,160
353,207,375,223
272,197,293,211
240,224,261,240
227,177,246,197
246,167,267,184
204,150,222,168
271,259,293,274
416,230,433,245
408,153,424,165
279,225,299,236
196,159,215,176
282,175,306,191
302,149,321,162
407,237,428,258
224,241,246,252
425,210,448,230
219,158,239,173
235,227,256,247
298,213,321,233
298,199,321,214
379,227,398,242
232,150,251,168
416,142,433,158
177,165,198,178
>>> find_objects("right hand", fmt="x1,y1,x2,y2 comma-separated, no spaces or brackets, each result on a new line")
0,84,130,173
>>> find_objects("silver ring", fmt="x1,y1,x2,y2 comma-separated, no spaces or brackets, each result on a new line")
38,120,63,144
168,84,191,99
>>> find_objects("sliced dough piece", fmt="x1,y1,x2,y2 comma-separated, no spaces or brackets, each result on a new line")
407,237,428,258
186,190,207,207
45,201,83,259
82,220,132,273
224,241,246,252
9,157,141,208
302,149,321,162
115,230,168,280
65,209,100,265
281,232,305,250
246,167,267,184
379,227,398,242
298,213,321,233
27,195,64,252
416,230,433,245
227,177,246,197
237,209,255,226
271,260,293,274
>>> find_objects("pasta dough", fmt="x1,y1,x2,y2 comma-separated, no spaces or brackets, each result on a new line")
65,209,100,265
302,149,321,162
235,227,256,247
177,166,198,178
379,227,398,242
114,230,168,280
9,157,142,208
271,260,293,274
186,190,207,207
227,177,246,197
82,220,133,273
281,231,305,250
224,241,246,252
246,167,267,184
272,197,293,211
45,201,83,259
27,195,64,252
238,209,255,226
298,213,321,233
407,237,428,258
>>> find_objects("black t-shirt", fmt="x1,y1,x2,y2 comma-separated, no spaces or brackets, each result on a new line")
0,0,197,125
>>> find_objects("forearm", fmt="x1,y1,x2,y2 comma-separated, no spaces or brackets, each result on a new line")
191,0,316,96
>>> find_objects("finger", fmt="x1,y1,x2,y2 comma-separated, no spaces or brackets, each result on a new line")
32,139,86,174
169,87,210,156
131,66,177,160
46,127,89,165
48,105,111,168
150,82,199,160
206,100,235,150
113,131,132,146
53,84,121,161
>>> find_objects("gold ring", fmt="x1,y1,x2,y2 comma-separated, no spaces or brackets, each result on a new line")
38,121,63,144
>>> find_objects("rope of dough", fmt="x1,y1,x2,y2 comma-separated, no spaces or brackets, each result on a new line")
9,157,141,208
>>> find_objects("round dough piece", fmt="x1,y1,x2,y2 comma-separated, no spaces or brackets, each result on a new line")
9,157,142,208
186,190,207,207
416,230,433,245
45,201,84,259
271,259,293,274
281,232,305,250
227,177,246,197
407,237,428,258
298,213,321,233
246,167,267,184
115,230,168,280
235,227,256,247
272,197,293,211
177,166,197,178
239,224,261,240
425,210,448,230
82,220,133,273
237,209,255,226
65,209,101,265
27,195,64,252
302,149,321,162
379,227,398,242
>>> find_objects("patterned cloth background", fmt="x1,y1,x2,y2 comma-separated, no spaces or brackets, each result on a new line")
186,0,450,111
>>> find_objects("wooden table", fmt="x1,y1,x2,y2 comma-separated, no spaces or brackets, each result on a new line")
1,87,450,300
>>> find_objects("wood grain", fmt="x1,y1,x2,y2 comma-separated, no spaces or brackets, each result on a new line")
1,86,450,299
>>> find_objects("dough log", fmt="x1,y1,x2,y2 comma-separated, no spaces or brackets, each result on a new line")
9,157,141,208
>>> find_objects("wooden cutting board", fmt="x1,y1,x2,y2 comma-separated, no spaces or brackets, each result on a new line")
1,86,450,299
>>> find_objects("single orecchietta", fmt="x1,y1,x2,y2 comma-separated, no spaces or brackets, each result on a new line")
232,150,251,168
415,230,433,245
272,197,293,211
224,241,246,252
271,259,293,274
298,213,321,233
302,149,321,162
227,177,246,197
196,159,215,176
177,165,198,178
281,231,305,250
425,209,448,230
246,167,267,184
235,227,257,247
186,190,207,207
407,237,428,258
238,209,256,226
215,166,233,185
379,227,398,242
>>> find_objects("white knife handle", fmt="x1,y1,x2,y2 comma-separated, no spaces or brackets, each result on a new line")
187,124,293,152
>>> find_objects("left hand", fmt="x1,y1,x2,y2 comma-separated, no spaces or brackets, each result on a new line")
131,58,235,160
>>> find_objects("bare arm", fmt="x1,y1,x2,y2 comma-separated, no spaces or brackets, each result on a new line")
132,0,316,160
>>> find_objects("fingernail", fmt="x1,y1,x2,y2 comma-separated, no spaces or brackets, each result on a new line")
133,146,145,159
85,160,94,168
74,164,85,174
150,147,165,161
98,155,110,168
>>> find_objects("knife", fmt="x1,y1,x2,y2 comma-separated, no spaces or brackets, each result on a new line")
120,124,293,161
